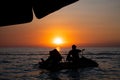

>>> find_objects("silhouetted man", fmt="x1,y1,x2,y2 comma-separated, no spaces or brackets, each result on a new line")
66,45,82,64
41,49,62,67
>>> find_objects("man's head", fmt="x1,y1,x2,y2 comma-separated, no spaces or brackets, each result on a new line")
72,45,76,49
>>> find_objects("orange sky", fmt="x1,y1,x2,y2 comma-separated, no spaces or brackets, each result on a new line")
0,0,120,47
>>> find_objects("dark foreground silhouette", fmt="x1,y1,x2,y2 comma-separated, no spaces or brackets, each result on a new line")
38,47,98,71
0,0,78,27
39,56,99,71
40,49,62,68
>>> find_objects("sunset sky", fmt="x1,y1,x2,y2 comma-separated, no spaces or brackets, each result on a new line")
0,0,120,47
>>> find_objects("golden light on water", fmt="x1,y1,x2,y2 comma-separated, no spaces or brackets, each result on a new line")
56,46,61,51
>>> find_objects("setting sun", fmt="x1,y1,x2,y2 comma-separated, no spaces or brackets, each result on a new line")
53,37,63,45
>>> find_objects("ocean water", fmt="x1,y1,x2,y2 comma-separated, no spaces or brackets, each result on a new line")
0,47,120,80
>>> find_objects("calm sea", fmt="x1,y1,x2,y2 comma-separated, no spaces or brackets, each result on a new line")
0,47,120,80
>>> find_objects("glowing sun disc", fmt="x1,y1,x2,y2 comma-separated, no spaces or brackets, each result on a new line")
53,37,63,45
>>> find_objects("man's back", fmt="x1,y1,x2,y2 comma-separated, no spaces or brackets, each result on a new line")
66,45,81,62
69,49,80,59
69,49,81,62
